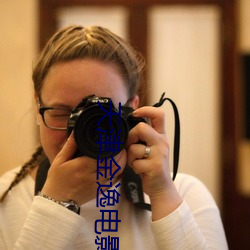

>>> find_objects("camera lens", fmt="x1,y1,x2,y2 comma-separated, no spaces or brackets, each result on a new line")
74,104,129,159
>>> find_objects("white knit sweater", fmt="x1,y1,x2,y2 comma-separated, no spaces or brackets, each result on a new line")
0,167,228,249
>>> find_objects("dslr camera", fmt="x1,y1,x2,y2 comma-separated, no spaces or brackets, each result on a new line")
67,95,145,159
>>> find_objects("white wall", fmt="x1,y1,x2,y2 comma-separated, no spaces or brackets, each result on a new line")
148,6,221,205
56,6,128,38
0,0,38,175
238,0,250,53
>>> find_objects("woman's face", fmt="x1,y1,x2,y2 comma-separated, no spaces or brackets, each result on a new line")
37,59,139,163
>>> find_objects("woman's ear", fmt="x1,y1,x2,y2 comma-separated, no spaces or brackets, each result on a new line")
129,95,139,109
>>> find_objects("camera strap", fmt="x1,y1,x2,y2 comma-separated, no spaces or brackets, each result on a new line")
122,92,180,211
35,157,50,195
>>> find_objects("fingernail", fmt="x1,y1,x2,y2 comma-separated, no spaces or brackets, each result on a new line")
132,109,139,116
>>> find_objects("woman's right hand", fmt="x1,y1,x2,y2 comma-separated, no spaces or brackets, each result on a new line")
41,133,127,205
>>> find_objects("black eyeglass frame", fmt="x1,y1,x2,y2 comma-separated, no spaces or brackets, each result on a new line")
38,106,72,130
38,96,133,130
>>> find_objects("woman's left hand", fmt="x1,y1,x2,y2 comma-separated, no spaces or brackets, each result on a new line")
126,106,182,220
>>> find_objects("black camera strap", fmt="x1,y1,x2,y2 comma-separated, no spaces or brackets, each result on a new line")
122,92,180,211
35,157,50,195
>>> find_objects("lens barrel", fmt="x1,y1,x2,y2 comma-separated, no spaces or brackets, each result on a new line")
73,104,129,159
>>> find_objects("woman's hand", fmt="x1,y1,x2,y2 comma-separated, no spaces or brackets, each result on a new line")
41,133,127,205
126,106,182,220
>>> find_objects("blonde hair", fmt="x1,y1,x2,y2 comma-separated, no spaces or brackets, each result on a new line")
33,25,145,98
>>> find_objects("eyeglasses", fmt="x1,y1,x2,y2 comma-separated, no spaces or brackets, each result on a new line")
39,106,72,130
38,97,132,130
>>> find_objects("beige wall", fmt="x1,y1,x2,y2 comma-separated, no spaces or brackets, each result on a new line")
239,0,250,52
0,0,38,175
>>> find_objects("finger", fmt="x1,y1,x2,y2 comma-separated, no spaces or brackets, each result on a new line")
53,133,78,165
132,107,166,134
95,149,127,180
127,122,158,146
130,158,156,177
127,144,151,166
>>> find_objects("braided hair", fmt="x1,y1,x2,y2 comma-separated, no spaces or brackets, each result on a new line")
0,146,45,202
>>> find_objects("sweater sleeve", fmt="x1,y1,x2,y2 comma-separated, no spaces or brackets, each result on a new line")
14,196,84,250
150,175,228,250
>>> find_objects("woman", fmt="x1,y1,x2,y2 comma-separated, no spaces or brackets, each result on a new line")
0,25,228,249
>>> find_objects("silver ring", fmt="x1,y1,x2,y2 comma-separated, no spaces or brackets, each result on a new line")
143,146,151,159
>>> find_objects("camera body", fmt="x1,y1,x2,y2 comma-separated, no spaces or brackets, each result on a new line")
67,95,145,159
